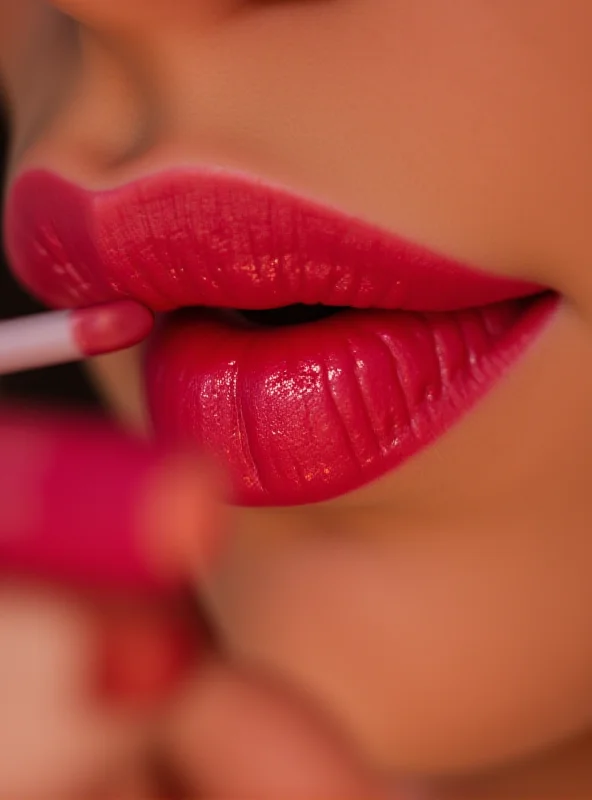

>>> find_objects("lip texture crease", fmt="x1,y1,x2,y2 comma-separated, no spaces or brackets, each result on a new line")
5,169,556,505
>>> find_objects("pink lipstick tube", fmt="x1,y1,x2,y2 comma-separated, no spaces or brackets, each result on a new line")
0,408,217,594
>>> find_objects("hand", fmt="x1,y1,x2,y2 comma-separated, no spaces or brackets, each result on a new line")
0,407,221,798
0,585,192,798
0,407,417,799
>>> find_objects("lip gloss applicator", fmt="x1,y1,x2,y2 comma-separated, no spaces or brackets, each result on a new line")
0,300,154,375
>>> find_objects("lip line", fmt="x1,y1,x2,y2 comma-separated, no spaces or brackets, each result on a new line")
3,168,558,506
5,168,544,315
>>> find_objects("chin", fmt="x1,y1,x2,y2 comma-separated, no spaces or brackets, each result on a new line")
198,516,592,778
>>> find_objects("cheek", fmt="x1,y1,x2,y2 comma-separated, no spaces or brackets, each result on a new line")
203,516,592,776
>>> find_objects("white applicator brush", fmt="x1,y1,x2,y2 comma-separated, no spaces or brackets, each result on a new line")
0,300,153,375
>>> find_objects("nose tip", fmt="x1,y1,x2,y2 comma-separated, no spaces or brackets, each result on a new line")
35,0,250,175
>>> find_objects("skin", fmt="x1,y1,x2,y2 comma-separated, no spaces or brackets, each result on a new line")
2,0,592,796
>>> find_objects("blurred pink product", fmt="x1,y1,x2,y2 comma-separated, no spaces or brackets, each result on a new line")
0,409,216,593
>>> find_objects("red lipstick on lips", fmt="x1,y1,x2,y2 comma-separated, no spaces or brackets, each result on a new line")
5,170,556,506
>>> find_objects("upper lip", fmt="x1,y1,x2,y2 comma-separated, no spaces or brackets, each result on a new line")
5,168,541,314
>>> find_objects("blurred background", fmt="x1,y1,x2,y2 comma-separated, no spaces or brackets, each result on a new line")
0,114,99,408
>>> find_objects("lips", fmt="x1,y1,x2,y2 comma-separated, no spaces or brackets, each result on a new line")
5,169,556,505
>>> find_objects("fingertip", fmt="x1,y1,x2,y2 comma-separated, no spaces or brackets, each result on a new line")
136,452,229,582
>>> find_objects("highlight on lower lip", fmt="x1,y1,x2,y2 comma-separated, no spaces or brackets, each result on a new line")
146,293,557,507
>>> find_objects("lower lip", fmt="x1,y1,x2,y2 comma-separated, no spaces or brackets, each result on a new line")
145,294,557,507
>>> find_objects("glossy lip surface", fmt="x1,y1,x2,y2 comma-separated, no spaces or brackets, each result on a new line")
5,169,556,506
